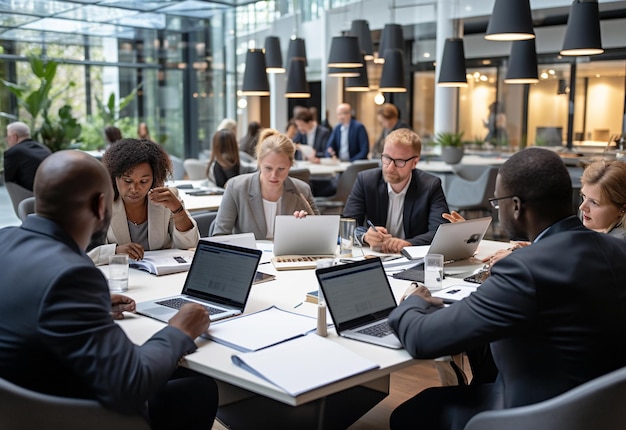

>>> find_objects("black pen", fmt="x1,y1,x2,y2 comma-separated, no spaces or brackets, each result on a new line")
367,219,379,233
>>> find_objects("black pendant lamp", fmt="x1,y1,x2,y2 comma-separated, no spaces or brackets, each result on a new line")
485,0,535,41
437,38,468,87
328,66,360,78
560,0,604,56
241,49,270,96
345,55,369,92
286,37,307,67
327,35,363,68
285,59,310,98
350,19,374,61
264,36,285,73
375,23,403,64
504,39,539,84
379,49,406,92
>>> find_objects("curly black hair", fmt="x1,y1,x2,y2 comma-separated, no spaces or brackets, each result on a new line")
102,138,172,199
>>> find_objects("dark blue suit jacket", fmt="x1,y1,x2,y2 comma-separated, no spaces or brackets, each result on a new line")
390,216,626,417
3,139,51,191
343,168,449,245
325,118,369,161
293,125,331,158
0,216,196,414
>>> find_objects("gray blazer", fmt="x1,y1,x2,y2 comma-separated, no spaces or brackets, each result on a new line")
88,188,199,265
212,172,319,239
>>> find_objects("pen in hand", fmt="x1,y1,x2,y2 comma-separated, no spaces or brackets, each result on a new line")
367,219,379,233
299,193,315,216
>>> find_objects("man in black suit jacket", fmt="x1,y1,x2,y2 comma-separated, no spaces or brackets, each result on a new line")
293,109,330,161
325,103,370,161
3,121,51,191
343,128,449,253
0,150,218,429
388,148,626,430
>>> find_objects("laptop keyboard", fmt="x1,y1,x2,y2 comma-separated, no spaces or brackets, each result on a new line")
156,298,226,315
357,321,393,338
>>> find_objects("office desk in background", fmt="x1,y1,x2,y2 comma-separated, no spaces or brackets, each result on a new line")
116,240,509,429
168,180,223,212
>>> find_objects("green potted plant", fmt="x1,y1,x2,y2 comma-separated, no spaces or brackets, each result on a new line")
435,131,465,164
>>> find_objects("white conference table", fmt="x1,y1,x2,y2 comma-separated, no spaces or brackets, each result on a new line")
294,160,351,177
167,180,223,212
115,239,510,429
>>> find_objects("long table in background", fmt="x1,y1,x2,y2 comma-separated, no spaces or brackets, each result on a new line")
115,239,510,429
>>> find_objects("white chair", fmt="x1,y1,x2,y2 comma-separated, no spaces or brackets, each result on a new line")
5,182,34,218
0,377,150,430
183,158,209,180
17,196,35,222
464,366,626,430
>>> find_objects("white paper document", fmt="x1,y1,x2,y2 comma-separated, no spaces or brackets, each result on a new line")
129,249,195,276
231,333,379,396
206,306,317,352
401,245,430,260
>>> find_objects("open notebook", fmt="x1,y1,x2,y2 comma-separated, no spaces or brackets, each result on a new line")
271,215,340,270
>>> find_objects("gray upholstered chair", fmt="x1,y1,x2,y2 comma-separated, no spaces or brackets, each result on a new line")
17,196,35,222
0,377,150,430
445,166,498,219
464,366,626,430
191,210,217,237
288,168,311,185
183,158,209,180
5,181,34,218
314,161,379,215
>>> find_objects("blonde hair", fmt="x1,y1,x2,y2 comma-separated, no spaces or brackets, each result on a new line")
385,128,422,156
256,128,296,164
217,118,237,134
581,159,626,229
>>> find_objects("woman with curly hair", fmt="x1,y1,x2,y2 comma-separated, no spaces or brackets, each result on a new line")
212,128,319,239
88,138,199,264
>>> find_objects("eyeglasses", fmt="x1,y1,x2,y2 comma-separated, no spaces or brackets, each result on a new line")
488,195,518,209
381,154,418,168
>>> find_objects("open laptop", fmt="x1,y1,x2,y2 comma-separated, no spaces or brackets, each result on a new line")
272,215,340,270
402,216,492,262
315,258,403,349
136,240,261,323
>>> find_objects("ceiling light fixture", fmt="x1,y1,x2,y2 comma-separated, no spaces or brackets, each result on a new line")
560,0,604,56
485,0,535,41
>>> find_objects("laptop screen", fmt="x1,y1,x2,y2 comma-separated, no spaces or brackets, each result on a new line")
182,240,261,307
316,258,397,331
273,215,340,256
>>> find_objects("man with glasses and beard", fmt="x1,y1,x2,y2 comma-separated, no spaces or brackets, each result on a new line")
344,128,449,253
0,150,218,430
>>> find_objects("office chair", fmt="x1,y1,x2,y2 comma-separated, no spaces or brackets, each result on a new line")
183,158,209,180
191,211,217,237
5,181,34,218
288,168,311,185
445,166,498,219
17,196,35,222
169,155,186,180
0,377,150,430
464,366,626,430
314,161,379,215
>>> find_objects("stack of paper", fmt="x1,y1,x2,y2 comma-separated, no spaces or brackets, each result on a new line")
231,334,379,396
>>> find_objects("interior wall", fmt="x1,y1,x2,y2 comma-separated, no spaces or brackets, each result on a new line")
584,76,625,141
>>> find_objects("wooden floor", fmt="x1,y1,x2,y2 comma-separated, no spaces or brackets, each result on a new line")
211,360,447,430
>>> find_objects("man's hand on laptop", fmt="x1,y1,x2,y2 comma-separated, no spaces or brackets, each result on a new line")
402,282,444,307
169,303,210,339
111,294,136,320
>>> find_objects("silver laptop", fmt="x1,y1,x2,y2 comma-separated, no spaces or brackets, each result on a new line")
315,258,403,349
273,215,340,256
136,240,261,323
402,217,492,262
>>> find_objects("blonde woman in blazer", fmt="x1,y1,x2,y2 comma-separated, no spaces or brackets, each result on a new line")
88,138,199,265
212,128,319,239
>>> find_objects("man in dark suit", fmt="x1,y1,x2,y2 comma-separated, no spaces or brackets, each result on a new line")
388,147,626,430
325,103,370,161
343,128,449,253
293,108,330,161
3,121,51,191
0,150,218,429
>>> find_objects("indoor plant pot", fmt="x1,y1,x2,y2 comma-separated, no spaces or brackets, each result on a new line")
436,131,465,164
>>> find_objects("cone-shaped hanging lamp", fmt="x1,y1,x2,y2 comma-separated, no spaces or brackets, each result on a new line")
485,0,535,41
560,0,604,56
505,39,539,84
286,37,307,67
241,49,270,96
375,24,403,64
346,55,369,92
350,20,374,61
437,38,468,87
285,59,310,98
328,67,360,78
264,36,285,73
379,49,406,92
327,36,362,68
